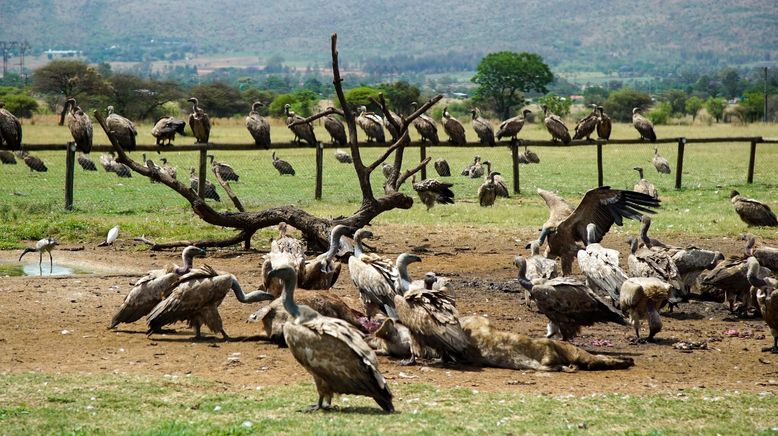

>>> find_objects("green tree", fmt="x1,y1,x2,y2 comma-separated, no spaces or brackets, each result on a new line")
661,89,688,115
108,74,183,120
267,93,296,117
241,88,276,112
188,82,244,117
303,78,323,95
32,60,109,104
719,67,743,99
648,101,671,125
471,51,553,119
378,81,420,114
291,89,320,117
342,86,382,112
537,93,571,117
0,93,38,117
684,96,704,122
603,88,652,122
583,86,609,106
705,97,727,123
740,90,764,122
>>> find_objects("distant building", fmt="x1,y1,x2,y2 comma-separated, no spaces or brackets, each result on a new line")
45,49,83,59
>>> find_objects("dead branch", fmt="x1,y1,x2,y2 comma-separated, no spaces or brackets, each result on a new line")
287,106,342,127
132,231,249,251
212,167,245,212
367,131,410,172
396,157,432,187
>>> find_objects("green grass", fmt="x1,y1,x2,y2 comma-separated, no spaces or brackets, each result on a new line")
3,120,777,248
1,372,776,434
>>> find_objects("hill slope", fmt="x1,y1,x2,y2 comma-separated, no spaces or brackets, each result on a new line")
2,0,776,72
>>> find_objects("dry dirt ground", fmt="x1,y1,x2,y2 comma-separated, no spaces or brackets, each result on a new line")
1,225,777,396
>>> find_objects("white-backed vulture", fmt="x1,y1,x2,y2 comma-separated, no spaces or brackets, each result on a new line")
272,151,295,176
246,102,271,149
189,168,220,201
208,154,239,181
99,152,131,177
409,101,439,145
730,191,777,227
17,150,47,172
515,256,626,340
537,186,661,275
633,166,658,199
478,171,500,207
596,106,612,140
146,264,274,340
187,97,211,144
285,104,317,146
745,234,778,270
496,109,531,141
0,101,22,150
268,264,394,412
461,155,480,176
470,108,495,146
747,257,778,353
412,175,455,210
325,111,348,146
620,277,671,342
334,148,352,164
382,110,404,143
542,104,571,144
19,237,58,269
433,158,451,177
633,107,656,142
573,104,598,141
482,161,509,198
356,106,385,144
367,317,416,359
77,152,97,171
627,236,683,309
652,147,671,174
700,235,770,314
468,156,484,178
110,246,206,329
0,150,17,164
522,145,540,164
348,229,400,318
516,242,558,308
381,163,394,179
61,98,93,153
105,106,135,151
393,253,477,364
441,106,466,145
160,158,177,180
576,223,628,303
151,116,186,146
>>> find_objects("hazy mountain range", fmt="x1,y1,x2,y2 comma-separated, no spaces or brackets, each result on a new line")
3,0,776,73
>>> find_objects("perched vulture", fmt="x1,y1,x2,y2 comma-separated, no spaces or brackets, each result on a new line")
542,104,571,144
573,104,598,141
441,106,466,145
187,97,211,144
470,108,495,146
105,106,135,151
632,107,656,142
0,101,22,150
730,191,777,227
496,109,531,142
246,102,271,149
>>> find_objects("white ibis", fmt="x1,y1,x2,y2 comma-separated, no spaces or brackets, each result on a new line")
19,238,58,270
99,225,120,247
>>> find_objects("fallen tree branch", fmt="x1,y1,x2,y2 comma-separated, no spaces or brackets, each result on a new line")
212,167,246,212
132,231,249,251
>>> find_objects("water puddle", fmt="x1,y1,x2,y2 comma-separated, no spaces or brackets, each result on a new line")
0,262,93,277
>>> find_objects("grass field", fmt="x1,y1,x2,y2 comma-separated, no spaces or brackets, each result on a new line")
2,118,777,249
1,372,776,434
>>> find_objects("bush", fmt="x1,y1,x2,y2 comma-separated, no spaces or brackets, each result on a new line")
2,94,39,118
537,93,571,117
647,101,671,125
603,88,652,122
430,101,471,121
341,86,382,112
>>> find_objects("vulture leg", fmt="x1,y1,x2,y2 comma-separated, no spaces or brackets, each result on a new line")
38,251,43,267
48,251,53,270
302,395,329,413
399,354,416,366
545,322,561,338
193,322,203,339
646,301,662,342
629,309,642,341
231,278,275,303
560,253,574,276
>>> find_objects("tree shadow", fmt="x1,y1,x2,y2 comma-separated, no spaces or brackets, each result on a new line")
663,311,705,320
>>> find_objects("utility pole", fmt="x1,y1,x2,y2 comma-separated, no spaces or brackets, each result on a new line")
18,41,30,85
764,66,769,123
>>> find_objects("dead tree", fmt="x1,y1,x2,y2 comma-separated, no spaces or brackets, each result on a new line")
94,33,441,251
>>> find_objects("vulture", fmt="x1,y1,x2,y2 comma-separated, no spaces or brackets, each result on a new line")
356,106,385,144
515,256,626,340
745,234,778,270
412,175,455,210
382,110,404,143
189,168,220,201
77,152,97,171
110,246,206,329
747,257,778,353
700,236,770,314
409,101,439,145
60,98,92,153
268,264,394,412
730,191,777,227
471,108,495,146
633,166,658,199
324,111,348,146
334,148,352,164
146,264,274,340
596,106,612,140
246,102,271,149
542,104,571,144
0,150,17,164
187,97,211,144
441,106,466,145
496,109,531,142
393,253,477,364
468,155,484,178
19,237,58,270
461,155,479,176
151,116,186,146
632,107,656,142
536,186,661,275
144,153,162,183
285,103,317,146
626,236,683,309
0,101,22,150
576,223,629,303
433,158,451,177
516,243,558,308
482,161,509,197
105,106,136,151
382,163,394,179
100,152,131,177
573,104,599,141
652,147,671,174
619,277,671,342
348,229,400,318
522,146,540,164
160,158,177,180
261,223,306,296
209,155,239,182
478,172,500,207
272,151,295,176
17,150,47,172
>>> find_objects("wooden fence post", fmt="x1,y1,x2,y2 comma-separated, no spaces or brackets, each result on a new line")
596,141,603,187
511,141,520,194
315,142,323,200
64,142,75,210
420,142,427,180
747,140,757,184
198,146,207,199
675,137,686,190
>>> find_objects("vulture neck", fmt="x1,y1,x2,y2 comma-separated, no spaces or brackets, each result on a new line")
585,224,597,246
174,249,197,275
639,220,652,247
636,168,644,179
515,260,533,291
629,237,639,254
353,237,367,258
537,227,551,246
746,258,767,288
396,260,413,294
324,227,343,260
280,269,301,319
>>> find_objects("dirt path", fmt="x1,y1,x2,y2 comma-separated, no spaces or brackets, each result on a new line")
1,226,776,395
